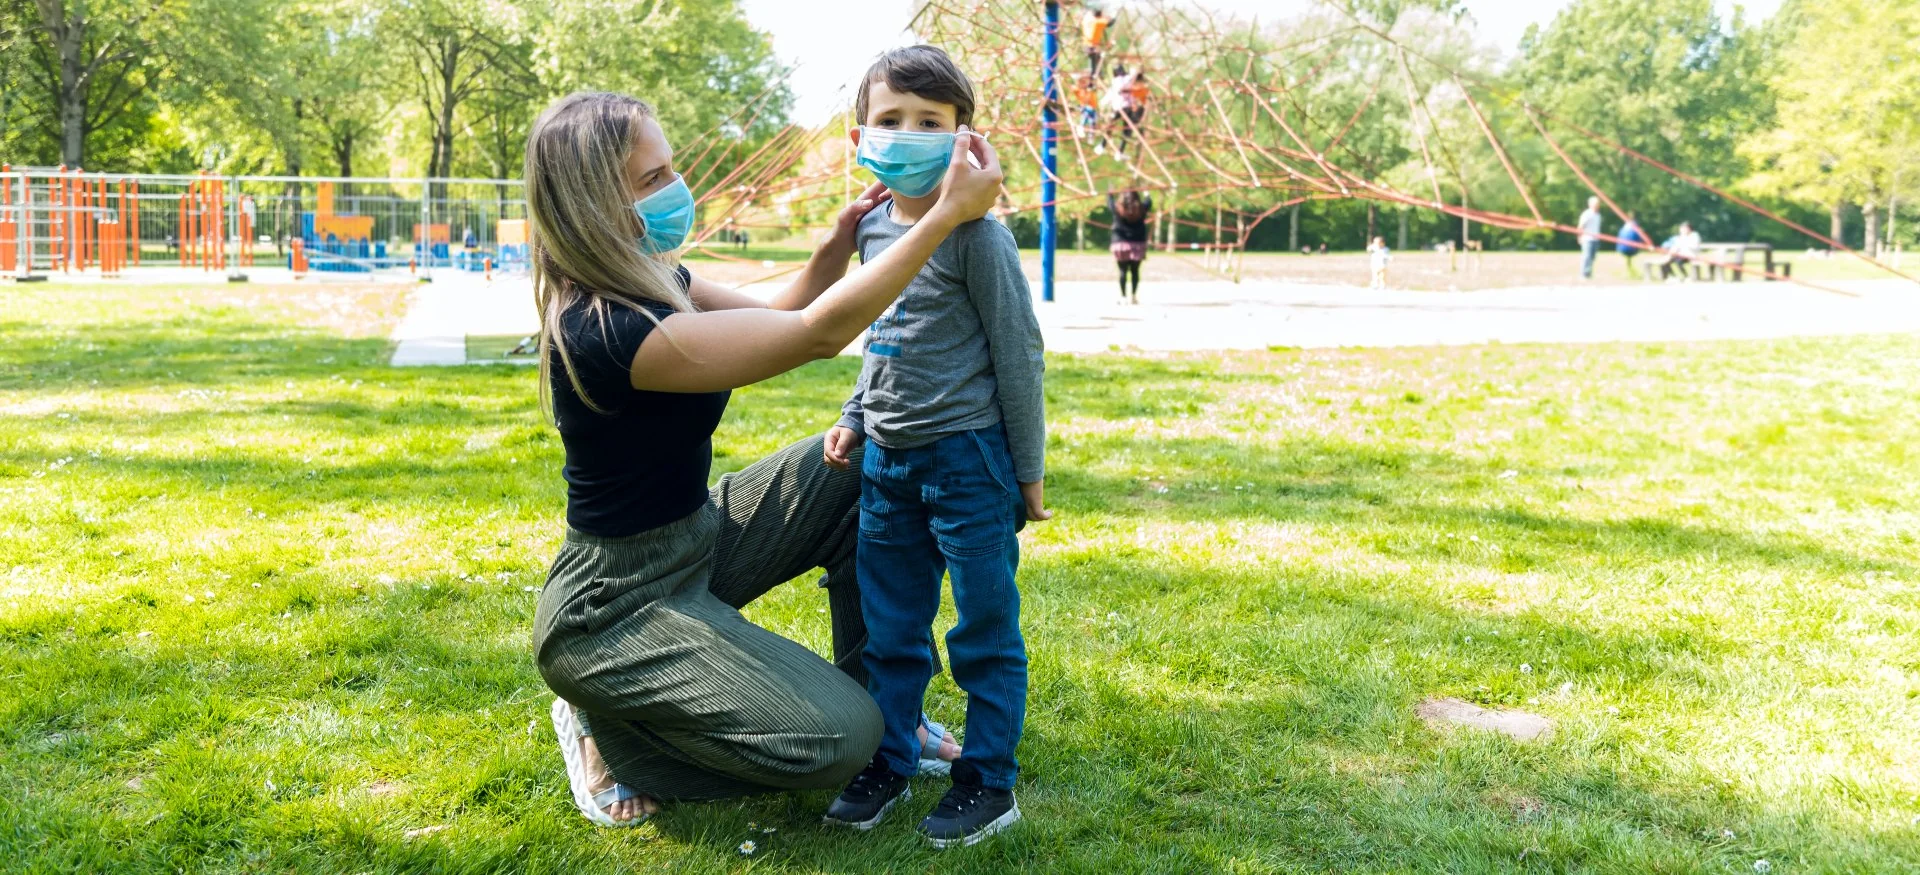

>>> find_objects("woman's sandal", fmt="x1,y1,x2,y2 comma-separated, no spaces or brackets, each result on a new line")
918,713,960,777
551,698,649,827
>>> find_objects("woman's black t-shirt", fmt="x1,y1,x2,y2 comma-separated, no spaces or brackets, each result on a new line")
1108,193,1154,243
551,266,730,537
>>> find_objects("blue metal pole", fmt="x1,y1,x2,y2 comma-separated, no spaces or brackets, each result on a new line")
1040,1,1060,303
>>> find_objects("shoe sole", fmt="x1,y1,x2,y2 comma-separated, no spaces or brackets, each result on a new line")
923,802,1021,849
821,786,910,831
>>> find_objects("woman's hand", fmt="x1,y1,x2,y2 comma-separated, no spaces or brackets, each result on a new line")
824,181,892,255
1019,480,1053,522
927,126,1003,230
824,426,864,471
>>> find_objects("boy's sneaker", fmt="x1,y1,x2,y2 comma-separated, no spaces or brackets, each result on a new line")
918,761,1020,848
822,758,912,830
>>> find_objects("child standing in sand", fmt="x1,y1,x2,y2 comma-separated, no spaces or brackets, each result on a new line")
1368,236,1390,289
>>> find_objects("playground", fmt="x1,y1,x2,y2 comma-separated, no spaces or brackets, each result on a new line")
4,0,1920,870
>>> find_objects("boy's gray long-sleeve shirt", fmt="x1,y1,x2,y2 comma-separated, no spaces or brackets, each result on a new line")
835,206,1047,482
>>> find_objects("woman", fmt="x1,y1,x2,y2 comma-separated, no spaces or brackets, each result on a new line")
1108,188,1153,304
526,92,1001,825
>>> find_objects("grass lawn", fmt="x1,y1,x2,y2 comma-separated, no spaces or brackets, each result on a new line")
4,281,1919,873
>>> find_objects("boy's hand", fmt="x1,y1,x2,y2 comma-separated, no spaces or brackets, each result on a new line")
1019,480,1053,522
824,426,863,471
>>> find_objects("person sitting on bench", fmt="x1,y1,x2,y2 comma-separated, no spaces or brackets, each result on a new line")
1653,222,1701,281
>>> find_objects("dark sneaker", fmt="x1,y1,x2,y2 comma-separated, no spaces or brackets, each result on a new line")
822,758,912,830
918,761,1020,848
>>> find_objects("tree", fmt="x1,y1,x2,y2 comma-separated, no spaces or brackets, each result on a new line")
303,2,393,180
11,0,190,166
532,0,786,150
385,0,534,182
1740,0,1920,255
1514,0,1775,243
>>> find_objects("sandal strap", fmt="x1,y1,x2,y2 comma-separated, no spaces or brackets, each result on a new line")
592,783,639,809
919,713,953,761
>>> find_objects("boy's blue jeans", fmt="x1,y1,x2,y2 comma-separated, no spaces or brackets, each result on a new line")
858,425,1028,790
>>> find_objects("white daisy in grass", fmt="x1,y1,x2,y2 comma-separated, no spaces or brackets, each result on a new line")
737,840,757,856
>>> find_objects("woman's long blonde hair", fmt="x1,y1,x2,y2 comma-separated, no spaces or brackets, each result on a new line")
526,91,692,415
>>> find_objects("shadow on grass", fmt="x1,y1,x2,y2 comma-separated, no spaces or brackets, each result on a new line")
616,549,1911,872
1048,433,1908,579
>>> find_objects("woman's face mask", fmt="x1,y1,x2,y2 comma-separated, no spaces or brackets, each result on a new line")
855,127,955,199
633,173,695,254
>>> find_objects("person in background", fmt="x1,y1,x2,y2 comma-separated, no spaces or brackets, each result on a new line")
1656,221,1702,281
463,226,478,251
1616,213,1647,277
1102,64,1133,157
1106,68,1150,159
1109,188,1153,304
1082,7,1110,77
1124,71,1150,136
1577,196,1603,280
1074,73,1101,138
1368,235,1390,289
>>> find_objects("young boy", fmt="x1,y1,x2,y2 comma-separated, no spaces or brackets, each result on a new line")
1369,235,1391,289
819,45,1048,848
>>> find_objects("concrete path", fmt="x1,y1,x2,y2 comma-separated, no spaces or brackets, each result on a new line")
388,273,1920,365
390,273,536,366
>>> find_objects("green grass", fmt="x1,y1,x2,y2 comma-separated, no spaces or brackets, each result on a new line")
4,282,1919,873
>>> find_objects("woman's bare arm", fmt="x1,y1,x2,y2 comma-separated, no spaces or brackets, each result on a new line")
686,182,892,313
627,130,1002,394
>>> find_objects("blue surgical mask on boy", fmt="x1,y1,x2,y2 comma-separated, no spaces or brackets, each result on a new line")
633,174,695,254
855,127,955,198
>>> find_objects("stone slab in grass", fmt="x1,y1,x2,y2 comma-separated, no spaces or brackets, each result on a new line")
1417,697,1552,741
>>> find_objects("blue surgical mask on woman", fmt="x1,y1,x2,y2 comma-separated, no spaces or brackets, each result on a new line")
855,127,955,198
633,174,695,254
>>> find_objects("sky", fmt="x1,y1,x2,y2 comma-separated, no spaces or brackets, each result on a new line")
739,0,1785,125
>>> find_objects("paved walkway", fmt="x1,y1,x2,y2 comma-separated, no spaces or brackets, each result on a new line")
388,274,1920,365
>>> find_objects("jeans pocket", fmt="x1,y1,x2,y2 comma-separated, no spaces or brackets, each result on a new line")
857,461,892,540
968,429,1017,497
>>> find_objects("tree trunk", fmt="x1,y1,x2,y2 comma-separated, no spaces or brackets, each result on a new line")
335,130,354,198
1830,201,1845,248
1863,199,1880,259
1366,203,1376,247
53,8,87,166
1398,209,1408,251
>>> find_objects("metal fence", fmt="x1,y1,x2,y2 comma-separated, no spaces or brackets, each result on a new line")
0,167,527,280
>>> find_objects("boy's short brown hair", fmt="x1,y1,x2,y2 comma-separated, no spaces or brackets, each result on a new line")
854,45,976,128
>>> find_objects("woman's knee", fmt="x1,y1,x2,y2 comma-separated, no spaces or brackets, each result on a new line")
781,690,883,788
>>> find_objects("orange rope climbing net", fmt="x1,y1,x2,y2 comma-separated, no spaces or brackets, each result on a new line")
679,0,1912,295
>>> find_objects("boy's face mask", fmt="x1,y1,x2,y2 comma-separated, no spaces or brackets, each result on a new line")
855,127,955,198
633,173,695,254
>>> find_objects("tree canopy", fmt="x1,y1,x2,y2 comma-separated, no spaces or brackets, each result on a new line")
0,0,787,184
